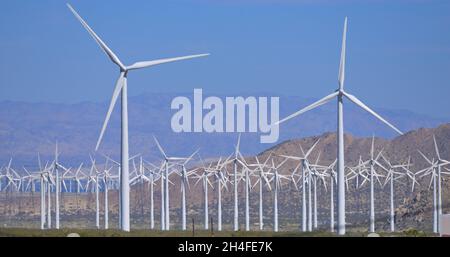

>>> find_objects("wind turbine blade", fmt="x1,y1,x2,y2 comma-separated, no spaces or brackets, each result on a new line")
274,91,339,126
95,72,125,151
315,151,321,166
55,141,59,164
298,142,306,157
153,135,168,159
235,133,241,158
338,17,348,90
433,135,441,160
417,150,432,165
305,139,320,158
263,152,272,167
184,149,199,165
279,155,302,161
37,153,42,171
343,91,403,135
7,158,12,171
127,54,209,70
276,158,288,169
371,135,375,160
67,4,125,69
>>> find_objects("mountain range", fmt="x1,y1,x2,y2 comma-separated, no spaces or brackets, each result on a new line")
0,92,447,167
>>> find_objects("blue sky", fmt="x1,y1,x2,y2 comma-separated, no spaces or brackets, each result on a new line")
0,0,449,118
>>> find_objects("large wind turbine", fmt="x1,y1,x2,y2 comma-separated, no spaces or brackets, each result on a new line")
67,4,209,231
274,17,403,235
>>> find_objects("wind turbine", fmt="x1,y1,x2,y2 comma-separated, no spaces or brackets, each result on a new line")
274,17,403,235
148,167,160,230
310,153,328,230
51,142,70,229
86,156,101,229
381,154,411,232
144,160,163,230
203,156,231,231
174,150,198,231
417,141,449,234
101,160,116,230
0,158,20,192
67,4,209,232
236,155,252,231
37,154,50,230
268,159,288,232
362,136,387,233
153,136,190,231
430,135,450,231
281,139,320,232
159,162,166,231
212,158,231,232
251,154,274,231
230,134,245,231
131,156,149,220
326,159,337,232
41,159,56,229
194,165,214,230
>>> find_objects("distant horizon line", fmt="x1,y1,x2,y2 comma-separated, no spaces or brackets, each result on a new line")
1,90,448,121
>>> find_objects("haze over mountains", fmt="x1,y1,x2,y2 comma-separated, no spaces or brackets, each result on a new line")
2,124,450,231
0,92,447,166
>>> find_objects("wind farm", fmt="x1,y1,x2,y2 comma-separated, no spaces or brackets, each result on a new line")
1,2,450,238
1,127,450,237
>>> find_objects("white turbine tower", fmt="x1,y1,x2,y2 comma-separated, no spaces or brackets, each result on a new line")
145,160,164,230
430,135,450,230
252,155,273,231
274,17,403,235
45,161,55,229
237,156,252,231
175,150,198,231
311,153,324,230
281,139,320,232
102,162,116,230
213,159,230,232
326,160,337,232
381,154,412,232
195,167,214,230
153,136,190,231
67,4,208,231
51,142,70,230
203,156,231,232
86,157,101,229
269,159,288,232
37,155,49,230
417,137,450,234
54,143,60,230
231,134,245,231
148,168,160,230
363,136,387,233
